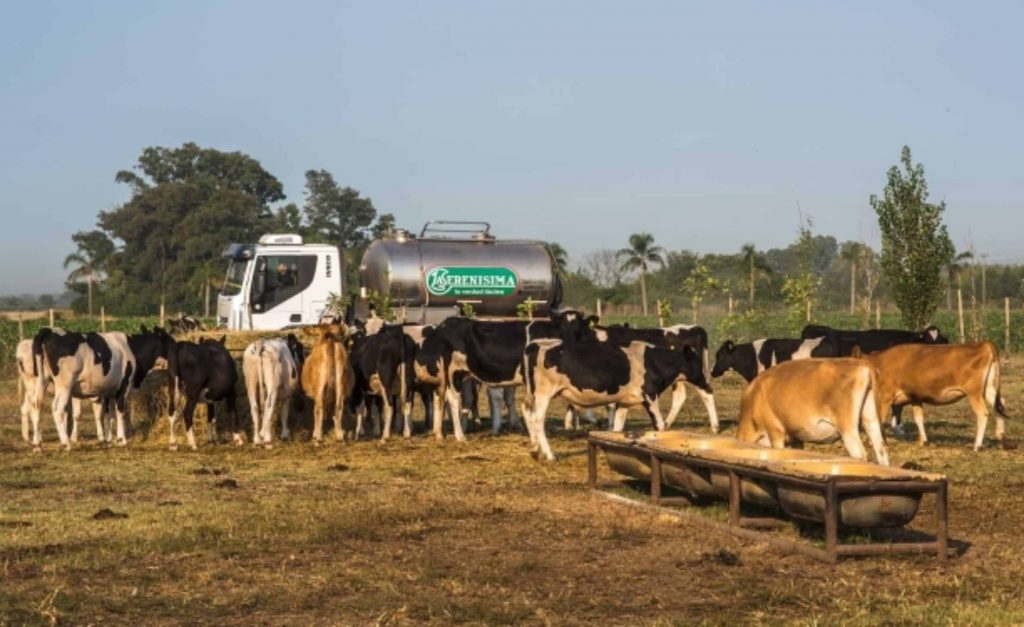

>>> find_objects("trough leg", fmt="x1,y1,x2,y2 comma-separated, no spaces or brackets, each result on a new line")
824,480,838,562
728,470,740,526
937,481,948,561
650,454,662,506
587,441,597,489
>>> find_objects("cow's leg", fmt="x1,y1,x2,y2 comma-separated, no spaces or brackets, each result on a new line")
279,395,292,442
838,426,868,461
970,394,990,452
20,385,31,443
644,396,667,431
114,392,129,445
664,381,687,428
401,392,413,439
445,383,466,442
607,403,618,430
380,393,394,441
261,386,278,446
183,398,199,450
69,397,81,443
225,395,242,446
51,387,72,452
527,393,555,461
101,398,116,446
909,403,927,445
167,395,180,451
430,388,444,439
88,400,104,443
861,403,890,466
206,402,218,445
312,399,325,446
563,407,576,430
247,379,263,446
695,387,719,433
612,406,629,432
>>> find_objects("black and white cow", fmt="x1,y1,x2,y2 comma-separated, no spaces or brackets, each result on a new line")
242,334,305,447
30,329,137,451
349,325,417,440
523,339,710,460
711,337,836,382
166,336,239,450
591,322,718,431
430,311,596,441
800,324,948,356
168,314,204,336
17,336,98,445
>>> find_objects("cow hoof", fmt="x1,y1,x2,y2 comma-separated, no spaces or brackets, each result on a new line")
264,443,274,450
62,445,72,453
314,440,323,447
116,439,128,447
189,444,198,451
169,444,178,452
32,445,42,454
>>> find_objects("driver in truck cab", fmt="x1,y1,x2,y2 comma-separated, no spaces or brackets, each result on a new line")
276,262,296,288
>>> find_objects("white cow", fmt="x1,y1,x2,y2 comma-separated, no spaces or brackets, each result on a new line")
31,329,136,451
243,335,305,447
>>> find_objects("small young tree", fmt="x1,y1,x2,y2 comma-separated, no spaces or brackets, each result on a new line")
781,218,820,333
682,259,718,323
871,146,953,330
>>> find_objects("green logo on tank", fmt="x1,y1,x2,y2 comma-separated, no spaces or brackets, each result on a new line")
425,266,518,297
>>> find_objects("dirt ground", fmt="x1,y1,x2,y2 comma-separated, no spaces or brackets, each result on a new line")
3,358,1024,625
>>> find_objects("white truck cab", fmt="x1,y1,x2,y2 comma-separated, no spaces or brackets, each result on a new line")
217,234,341,330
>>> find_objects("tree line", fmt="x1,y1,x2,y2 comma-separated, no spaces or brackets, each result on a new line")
51,143,1019,332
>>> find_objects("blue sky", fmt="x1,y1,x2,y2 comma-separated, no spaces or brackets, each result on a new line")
2,1,1022,294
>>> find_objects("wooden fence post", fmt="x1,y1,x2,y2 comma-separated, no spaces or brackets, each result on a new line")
805,298,811,322
49,308,54,328
159,303,166,328
100,306,106,332
875,301,881,328
957,289,965,342
204,279,211,319
18,313,24,340
1005,297,1011,355
596,298,602,320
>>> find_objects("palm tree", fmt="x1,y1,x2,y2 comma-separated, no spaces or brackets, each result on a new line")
740,243,771,304
946,249,974,310
617,233,665,316
64,230,114,316
546,242,569,276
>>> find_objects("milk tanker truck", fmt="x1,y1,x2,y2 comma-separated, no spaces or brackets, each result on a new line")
217,221,563,330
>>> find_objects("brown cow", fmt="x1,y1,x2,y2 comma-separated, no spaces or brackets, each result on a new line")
864,342,1008,451
736,358,889,465
300,322,355,444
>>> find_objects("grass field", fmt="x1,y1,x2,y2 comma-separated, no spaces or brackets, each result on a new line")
3,355,1024,625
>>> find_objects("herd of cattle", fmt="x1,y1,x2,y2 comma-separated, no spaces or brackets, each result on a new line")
13,310,1009,464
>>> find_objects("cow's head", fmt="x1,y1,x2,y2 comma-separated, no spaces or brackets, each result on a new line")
711,341,737,378
550,309,597,342
918,325,948,344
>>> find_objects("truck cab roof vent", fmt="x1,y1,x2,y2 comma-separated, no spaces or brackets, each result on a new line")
258,234,304,245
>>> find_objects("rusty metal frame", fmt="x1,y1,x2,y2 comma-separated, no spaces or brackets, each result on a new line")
587,438,949,563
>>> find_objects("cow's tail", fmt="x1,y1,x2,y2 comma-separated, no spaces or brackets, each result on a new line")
985,348,1009,418
254,343,268,422
31,329,52,409
166,343,178,418
523,342,540,415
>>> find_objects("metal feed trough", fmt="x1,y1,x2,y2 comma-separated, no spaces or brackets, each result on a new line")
587,431,949,562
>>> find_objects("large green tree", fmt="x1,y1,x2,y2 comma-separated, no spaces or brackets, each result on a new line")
618,233,665,316
98,143,283,313
871,146,953,329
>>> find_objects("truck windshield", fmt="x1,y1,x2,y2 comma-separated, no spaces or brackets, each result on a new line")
222,260,249,296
